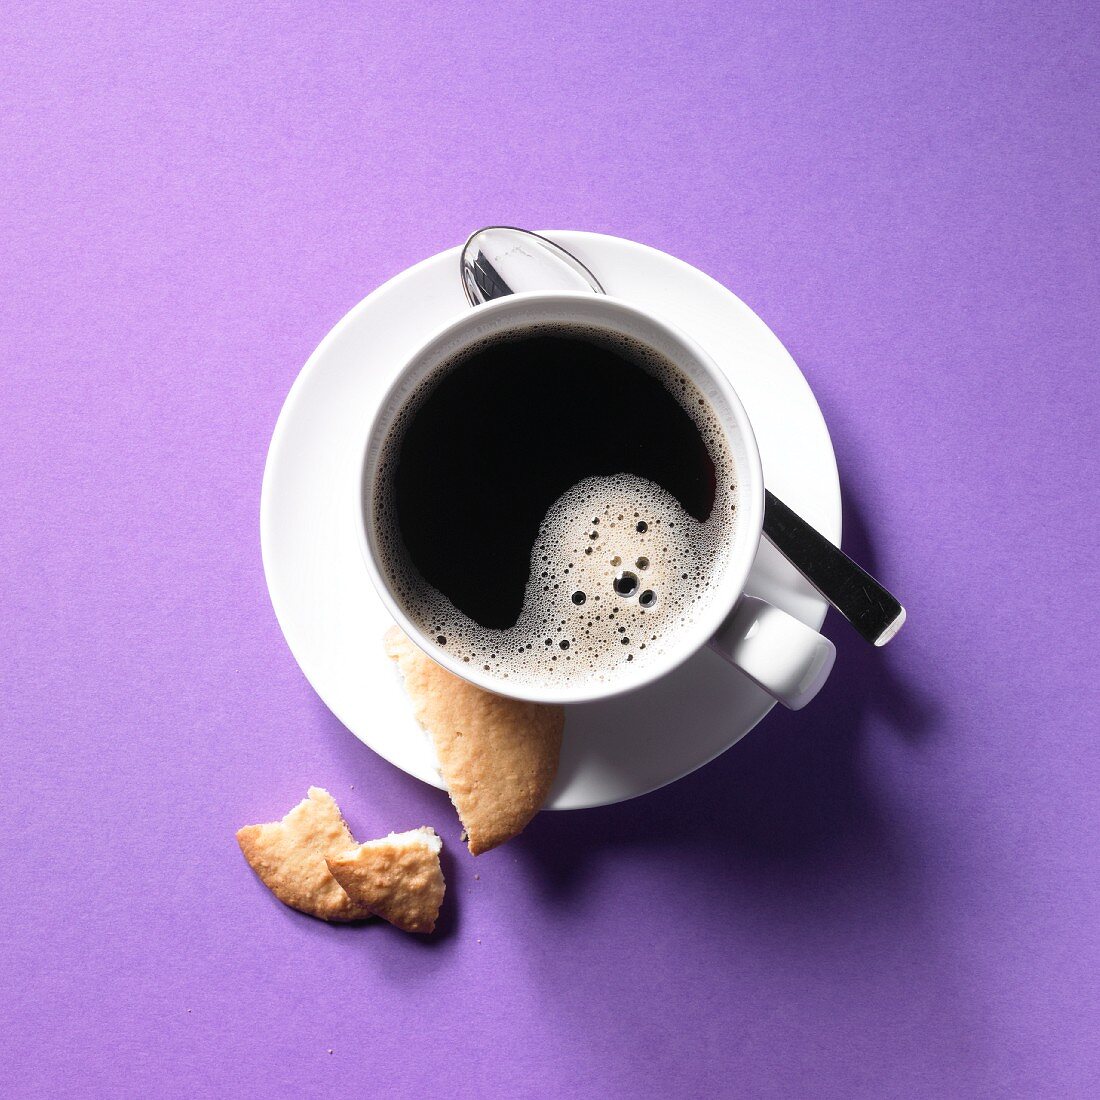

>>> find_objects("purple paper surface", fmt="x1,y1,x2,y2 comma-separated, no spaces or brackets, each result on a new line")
2,2,1098,1096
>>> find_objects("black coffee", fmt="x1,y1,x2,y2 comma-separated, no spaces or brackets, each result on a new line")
373,323,738,688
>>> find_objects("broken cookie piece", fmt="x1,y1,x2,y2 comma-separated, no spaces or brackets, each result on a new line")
328,827,445,934
384,626,564,855
236,787,371,922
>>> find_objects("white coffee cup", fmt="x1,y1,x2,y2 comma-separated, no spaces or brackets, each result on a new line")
356,292,834,709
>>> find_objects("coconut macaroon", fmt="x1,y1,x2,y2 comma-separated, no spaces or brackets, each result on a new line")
384,626,564,855
328,827,446,934
236,787,372,922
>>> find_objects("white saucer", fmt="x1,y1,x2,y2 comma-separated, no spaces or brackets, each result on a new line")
260,232,840,809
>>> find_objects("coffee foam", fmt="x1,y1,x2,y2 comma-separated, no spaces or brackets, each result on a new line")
373,324,739,689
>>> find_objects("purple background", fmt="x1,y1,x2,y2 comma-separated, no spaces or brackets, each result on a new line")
3,1,1098,1095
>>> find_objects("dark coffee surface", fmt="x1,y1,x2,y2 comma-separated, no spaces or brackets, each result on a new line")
392,330,718,628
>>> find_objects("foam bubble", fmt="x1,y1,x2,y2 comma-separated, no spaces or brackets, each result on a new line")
380,475,735,686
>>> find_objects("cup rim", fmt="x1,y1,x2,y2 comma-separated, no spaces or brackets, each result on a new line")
355,291,765,704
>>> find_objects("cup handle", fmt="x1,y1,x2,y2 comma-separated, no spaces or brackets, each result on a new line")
707,596,835,710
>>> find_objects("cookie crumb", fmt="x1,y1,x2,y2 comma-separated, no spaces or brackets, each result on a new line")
384,626,563,854
236,789,372,922
327,829,445,934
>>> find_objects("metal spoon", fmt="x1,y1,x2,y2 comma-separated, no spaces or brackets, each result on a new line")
460,226,905,645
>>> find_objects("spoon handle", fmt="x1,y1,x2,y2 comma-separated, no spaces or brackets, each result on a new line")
763,489,905,645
